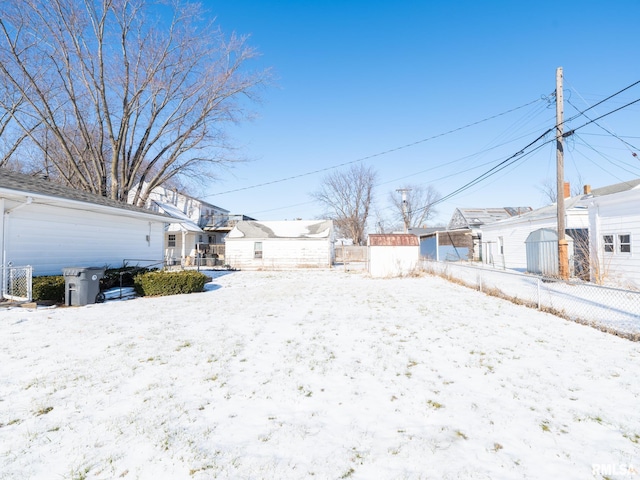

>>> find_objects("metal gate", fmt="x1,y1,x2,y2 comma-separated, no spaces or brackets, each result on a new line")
2,265,33,302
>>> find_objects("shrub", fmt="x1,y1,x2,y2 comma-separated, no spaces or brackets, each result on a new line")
133,270,208,297
32,276,65,303
102,264,153,290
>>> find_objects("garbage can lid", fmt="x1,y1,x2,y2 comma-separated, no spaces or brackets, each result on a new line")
62,266,106,276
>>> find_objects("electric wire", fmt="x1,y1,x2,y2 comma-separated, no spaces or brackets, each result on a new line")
204,98,544,198
406,93,640,217
566,97,639,156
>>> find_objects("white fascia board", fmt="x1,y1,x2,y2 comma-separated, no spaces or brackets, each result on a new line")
0,187,170,223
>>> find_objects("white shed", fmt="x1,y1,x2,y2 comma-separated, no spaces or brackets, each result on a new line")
225,220,334,270
0,169,169,276
368,234,420,278
525,228,574,276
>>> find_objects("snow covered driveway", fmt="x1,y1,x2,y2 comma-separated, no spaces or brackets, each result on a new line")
1,269,639,479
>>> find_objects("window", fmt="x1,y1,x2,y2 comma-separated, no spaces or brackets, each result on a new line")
498,236,504,255
168,234,176,247
603,235,614,253
619,234,631,253
254,242,263,259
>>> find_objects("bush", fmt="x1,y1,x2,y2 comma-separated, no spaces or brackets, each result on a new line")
102,264,153,290
133,270,208,297
32,276,65,303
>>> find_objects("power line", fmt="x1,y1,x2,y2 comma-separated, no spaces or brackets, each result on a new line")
563,78,640,124
203,98,543,198
407,93,640,218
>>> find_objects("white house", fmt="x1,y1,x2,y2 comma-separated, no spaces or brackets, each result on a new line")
138,185,231,265
368,234,420,277
479,179,640,286
480,195,590,272
588,183,640,288
0,169,169,276
225,220,334,270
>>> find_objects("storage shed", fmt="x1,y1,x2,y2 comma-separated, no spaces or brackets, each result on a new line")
525,228,574,276
224,220,334,270
368,234,420,278
0,169,169,276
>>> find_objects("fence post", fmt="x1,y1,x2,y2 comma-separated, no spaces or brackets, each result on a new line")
537,278,541,310
478,271,482,292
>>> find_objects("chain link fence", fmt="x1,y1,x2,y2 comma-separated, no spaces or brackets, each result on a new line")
422,259,640,341
1,265,33,302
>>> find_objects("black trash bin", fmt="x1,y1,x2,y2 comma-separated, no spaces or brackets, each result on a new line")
62,267,105,306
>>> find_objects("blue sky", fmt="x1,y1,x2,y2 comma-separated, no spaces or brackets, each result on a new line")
199,0,640,226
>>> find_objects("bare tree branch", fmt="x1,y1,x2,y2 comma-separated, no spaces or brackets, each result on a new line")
0,0,269,202
388,184,441,231
312,164,377,245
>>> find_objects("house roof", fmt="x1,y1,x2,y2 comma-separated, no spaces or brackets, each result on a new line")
227,220,333,239
590,178,640,196
476,178,640,231
368,234,419,247
154,201,203,232
0,168,170,220
448,207,532,230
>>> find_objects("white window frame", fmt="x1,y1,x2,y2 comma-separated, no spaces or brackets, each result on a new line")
254,241,263,259
168,234,176,248
603,234,614,254
618,233,631,254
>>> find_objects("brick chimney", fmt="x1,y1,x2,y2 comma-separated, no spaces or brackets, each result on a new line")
583,184,591,195
564,181,570,199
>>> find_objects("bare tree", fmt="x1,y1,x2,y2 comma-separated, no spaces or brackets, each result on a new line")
0,0,269,204
313,164,377,245
389,184,441,231
538,176,584,204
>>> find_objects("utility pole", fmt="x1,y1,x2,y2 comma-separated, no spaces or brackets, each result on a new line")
556,67,569,280
396,188,411,233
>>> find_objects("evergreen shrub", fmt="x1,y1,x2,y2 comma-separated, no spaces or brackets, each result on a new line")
32,276,65,303
133,270,208,297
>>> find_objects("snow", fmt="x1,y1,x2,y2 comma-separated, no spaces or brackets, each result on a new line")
1,269,639,479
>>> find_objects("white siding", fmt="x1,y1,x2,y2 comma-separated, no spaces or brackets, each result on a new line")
368,246,419,278
225,238,332,270
480,210,588,271
589,189,640,288
4,202,165,276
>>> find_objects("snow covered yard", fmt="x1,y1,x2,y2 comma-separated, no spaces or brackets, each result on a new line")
1,269,639,480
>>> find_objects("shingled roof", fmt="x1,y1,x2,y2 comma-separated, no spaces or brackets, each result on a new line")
0,168,170,219
227,220,333,239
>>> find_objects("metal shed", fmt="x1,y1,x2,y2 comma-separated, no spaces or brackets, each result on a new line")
525,228,573,276
368,234,420,277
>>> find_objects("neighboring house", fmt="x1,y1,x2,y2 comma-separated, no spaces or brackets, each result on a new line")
479,179,640,287
138,185,252,266
368,234,419,277
416,228,475,262
415,207,531,261
0,169,169,276
587,182,640,288
225,220,334,270
480,195,589,272
448,207,532,230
